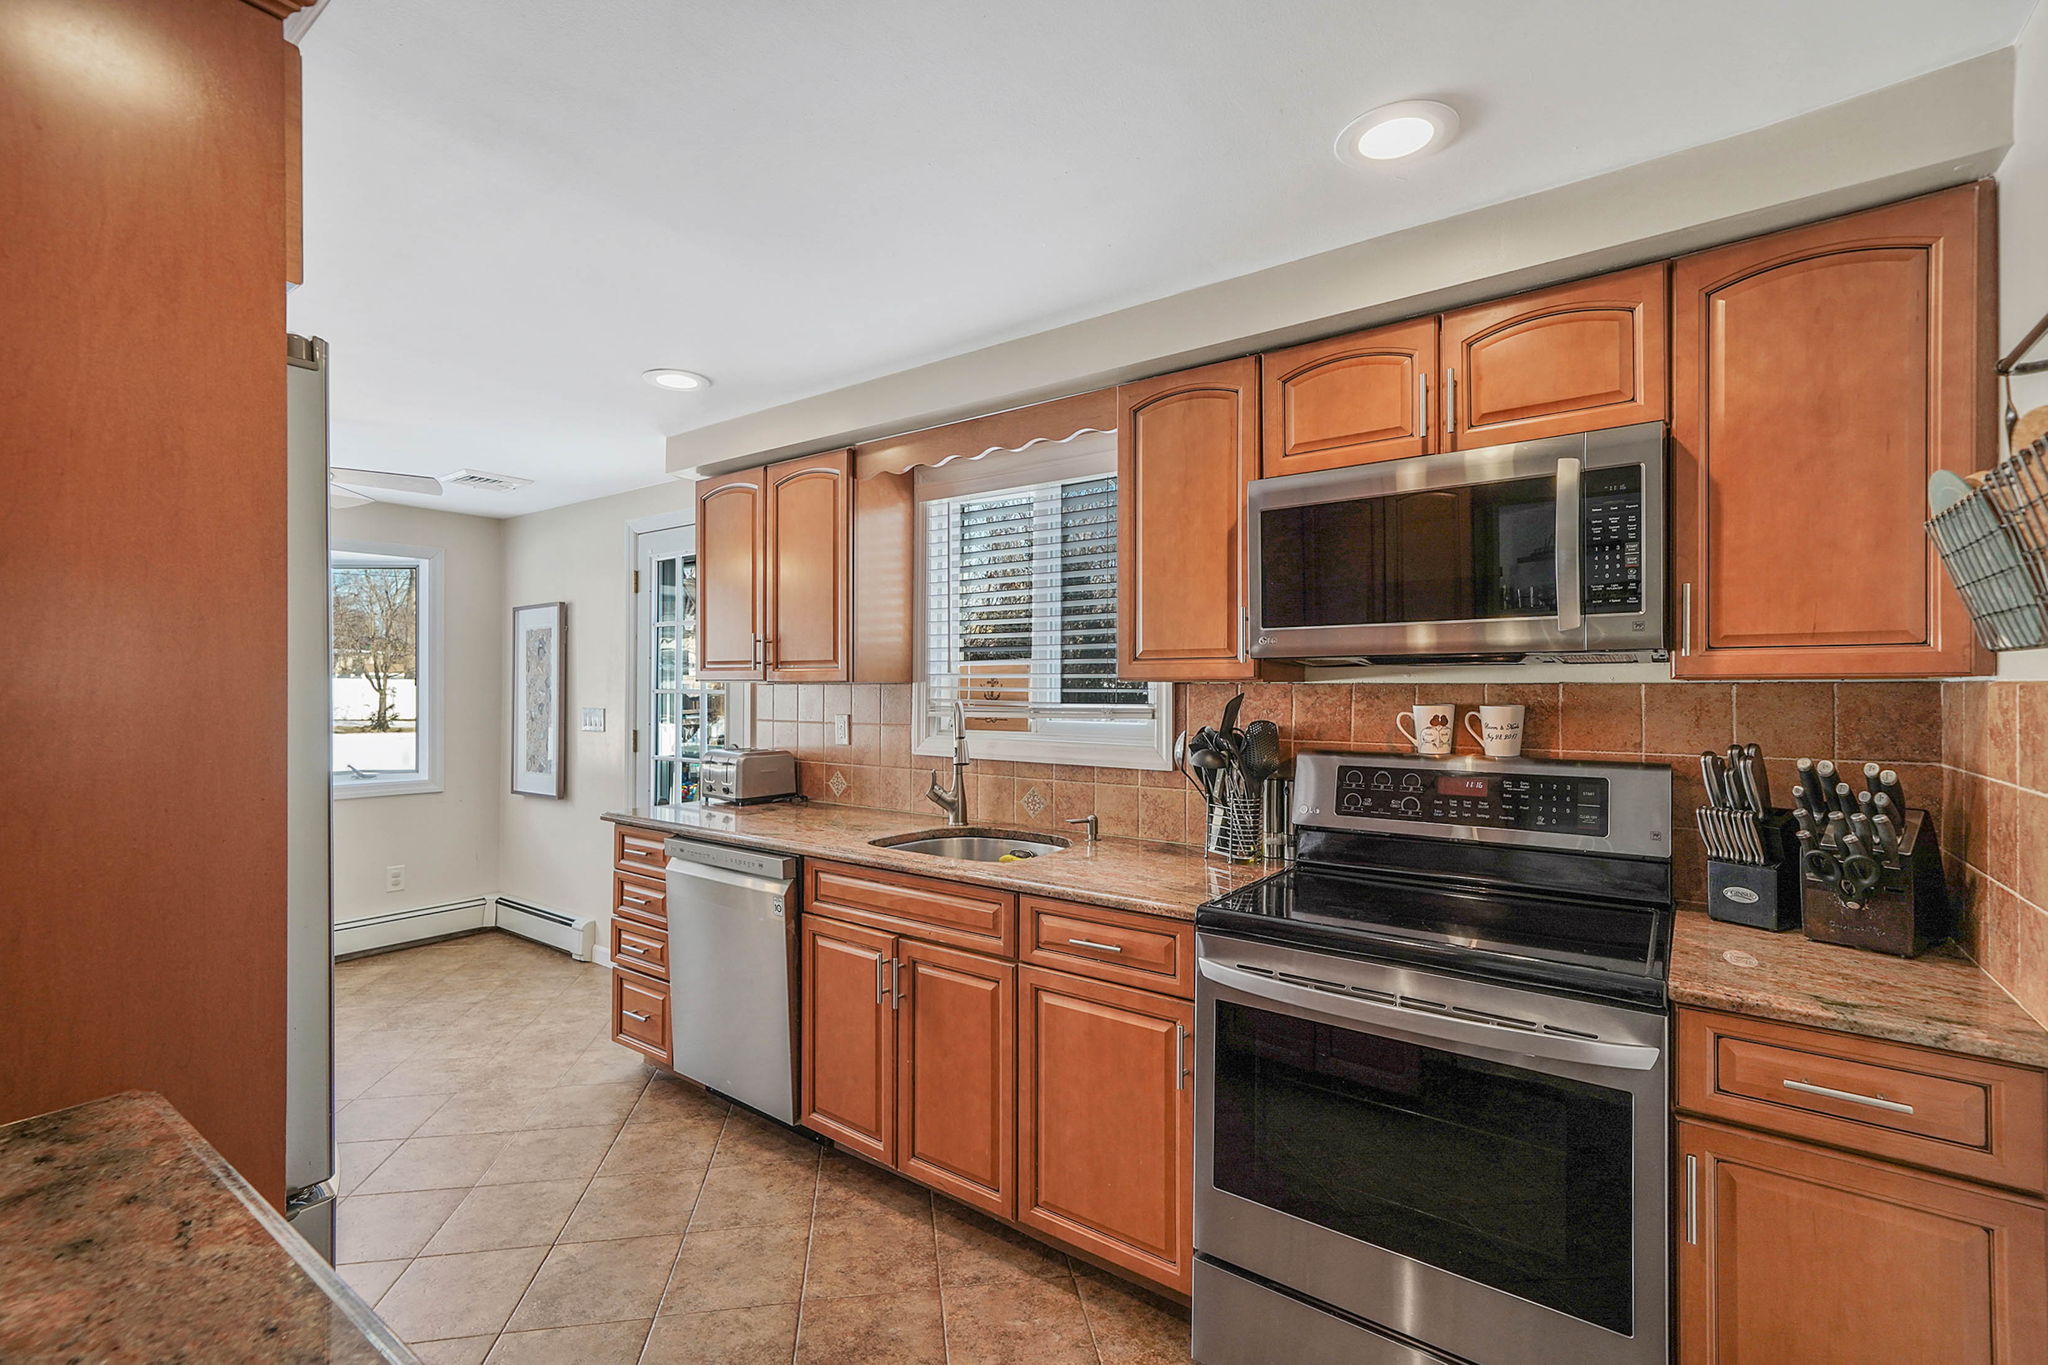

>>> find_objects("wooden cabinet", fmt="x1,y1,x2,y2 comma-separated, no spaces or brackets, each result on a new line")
1439,262,1669,449
800,915,897,1163
695,467,768,680
1260,318,1439,475
1017,966,1195,1292
1677,1120,2047,1365
1671,182,1994,678
612,967,673,1067
896,940,1015,1218
1116,357,1264,681
1021,896,1194,997
808,859,1016,956
764,449,853,682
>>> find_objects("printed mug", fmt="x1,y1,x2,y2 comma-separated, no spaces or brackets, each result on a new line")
1397,703,1456,756
1464,704,1526,757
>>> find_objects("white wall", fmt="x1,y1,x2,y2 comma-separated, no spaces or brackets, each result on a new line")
495,478,697,918
329,502,504,920
1999,3,2048,680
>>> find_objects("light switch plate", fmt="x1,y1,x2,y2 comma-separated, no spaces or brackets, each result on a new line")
831,714,851,746
581,707,605,732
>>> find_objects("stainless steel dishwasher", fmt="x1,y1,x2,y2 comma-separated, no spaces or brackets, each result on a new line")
663,837,800,1124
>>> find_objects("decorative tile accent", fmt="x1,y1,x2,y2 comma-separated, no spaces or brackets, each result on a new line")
826,770,849,800
1018,786,1049,818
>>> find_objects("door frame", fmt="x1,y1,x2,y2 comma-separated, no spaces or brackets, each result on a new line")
626,511,750,809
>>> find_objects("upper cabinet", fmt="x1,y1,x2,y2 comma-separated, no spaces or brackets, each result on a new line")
1439,262,1670,448
1671,183,1994,678
1261,318,1439,475
764,450,852,683
695,468,768,680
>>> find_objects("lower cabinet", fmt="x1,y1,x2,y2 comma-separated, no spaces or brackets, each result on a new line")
799,915,897,1164
1017,966,1195,1293
611,966,672,1068
1677,1120,2047,1365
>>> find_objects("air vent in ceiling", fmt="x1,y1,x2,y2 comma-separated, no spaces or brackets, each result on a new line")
443,469,533,492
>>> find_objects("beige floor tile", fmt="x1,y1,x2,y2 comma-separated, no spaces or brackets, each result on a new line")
1074,1271,1192,1365
802,1204,938,1300
934,1200,1073,1288
795,1288,947,1365
520,1081,646,1130
567,1041,658,1087
941,1277,1099,1365
357,1133,508,1195
596,1118,720,1178
659,1221,810,1316
505,1235,681,1332
338,1093,450,1143
813,1151,932,1222
364,1056,507,1098
687,1157,820,1231
336,1140,402,1196
483,1318,652,1364
336,1257,409,1305
413,1088,559,1137
629,1074,730,1126
408,1337,495,1365
374,1245,550,1343
713,1112,825,1170
422,1180,590,1256
558,1171,703,1242
642,1303,800,1365
477,1125,620,1185
335,1188,467,1263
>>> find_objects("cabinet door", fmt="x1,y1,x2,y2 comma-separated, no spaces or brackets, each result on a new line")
1017,966,1193,1292
1671,183,1993,677
1441,262,1669,449
1260,317,1439,475
765,448,852,682
895,941,1014,1218
695,469,767,680
1677,1120,2047,1365
800,915,896,1163
1117,357,1259,681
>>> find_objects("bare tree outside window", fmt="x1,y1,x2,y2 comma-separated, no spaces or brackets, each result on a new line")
332,565,418,734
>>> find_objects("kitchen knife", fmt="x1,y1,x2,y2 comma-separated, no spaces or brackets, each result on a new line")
1833,782,1859,819
1700,752,1727,810
1795,759,1822,815
1726,746,1748,808
1872,811,1900,854
1744,744,1773,812
1862,762,1883,796
1879,769,1906,812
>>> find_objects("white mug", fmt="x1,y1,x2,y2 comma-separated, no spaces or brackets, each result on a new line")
1464,704,1526,757
1397,703,1456,756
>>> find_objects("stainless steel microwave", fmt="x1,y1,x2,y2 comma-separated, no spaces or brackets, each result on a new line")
1247,422,1667,664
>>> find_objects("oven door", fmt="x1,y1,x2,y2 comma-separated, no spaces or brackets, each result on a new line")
1194,932,1668,1365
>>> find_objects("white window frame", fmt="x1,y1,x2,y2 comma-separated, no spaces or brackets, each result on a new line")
912,434,1171,771
330,540,444,799
627,509,749,808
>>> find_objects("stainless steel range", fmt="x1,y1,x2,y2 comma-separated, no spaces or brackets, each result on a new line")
1192,751,1673,1365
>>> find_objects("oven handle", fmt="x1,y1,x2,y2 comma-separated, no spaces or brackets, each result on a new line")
1197,958,1661,1072
1553,455,1583,633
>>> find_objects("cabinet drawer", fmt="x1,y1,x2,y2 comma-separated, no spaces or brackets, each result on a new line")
615,823,669,878
1677,1008,2047,1194
611,919,669,980
614,871,666,928
1022,897,1193,996
808,860,1015,954
612,967,671,1066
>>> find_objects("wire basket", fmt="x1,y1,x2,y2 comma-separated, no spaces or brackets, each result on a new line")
1925,437,2048,651
1205,788,1264,862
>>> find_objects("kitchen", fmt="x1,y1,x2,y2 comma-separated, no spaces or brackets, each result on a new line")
6,3,2048,1364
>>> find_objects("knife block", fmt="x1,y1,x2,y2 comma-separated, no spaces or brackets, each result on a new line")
1706,811,1802,932
1799,809,1952,957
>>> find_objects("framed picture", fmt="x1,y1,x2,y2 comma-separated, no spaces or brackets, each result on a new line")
510,601,566,798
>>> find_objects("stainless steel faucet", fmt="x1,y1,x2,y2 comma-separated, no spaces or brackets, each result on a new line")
926,700,972,826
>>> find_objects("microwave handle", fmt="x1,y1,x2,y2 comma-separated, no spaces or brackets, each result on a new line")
1554,456,1583,633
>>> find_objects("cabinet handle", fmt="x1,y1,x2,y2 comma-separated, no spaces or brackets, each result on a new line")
874,955,885,1005
752,635,765,670
621,1009,651,1023
1444,367,1456,436
1417,371,1429,441
620,943,647,955
1065,937,1123,953
1685,1153,1698,1245
1680,583,1693,657
1175,1023,1189,1091
889,958,904,1009
1782,1078,1915,1115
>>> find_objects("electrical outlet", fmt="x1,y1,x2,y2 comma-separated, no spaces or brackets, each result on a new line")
581,707,605,732
385,865,405,893
831,713,851,746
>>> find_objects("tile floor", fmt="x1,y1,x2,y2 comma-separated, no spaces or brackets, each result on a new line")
333,932,1193,1364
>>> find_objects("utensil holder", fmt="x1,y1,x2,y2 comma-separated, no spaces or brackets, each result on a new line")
1706,812,1802,931
1799,809,1951,957
1925,437,2048,650
1205,787,1264,863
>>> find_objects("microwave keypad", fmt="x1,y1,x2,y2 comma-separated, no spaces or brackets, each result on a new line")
1333,765,1610,836
1581,467,1644,615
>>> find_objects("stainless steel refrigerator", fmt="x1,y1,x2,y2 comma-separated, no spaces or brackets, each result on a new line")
283,334,337,1259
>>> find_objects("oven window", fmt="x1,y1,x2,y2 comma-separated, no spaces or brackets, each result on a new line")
1211,1000,1633,1334
1260,475,1558,627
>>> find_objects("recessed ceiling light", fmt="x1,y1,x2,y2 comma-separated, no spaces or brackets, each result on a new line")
643,368,712,391
1334,100,1460,165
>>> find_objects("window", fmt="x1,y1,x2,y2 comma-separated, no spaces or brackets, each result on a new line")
636,524,729,806
331,544,441,797
917,434,1169,768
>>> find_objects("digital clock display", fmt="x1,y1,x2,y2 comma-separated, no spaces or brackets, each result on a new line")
1437,775,1491,797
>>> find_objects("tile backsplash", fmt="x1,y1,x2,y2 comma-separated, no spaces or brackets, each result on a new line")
1940,682,2048,1025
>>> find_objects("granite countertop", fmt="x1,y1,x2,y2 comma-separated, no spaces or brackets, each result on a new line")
605,801,1272,919
0,1093,414,1364
1669,913,2048,1069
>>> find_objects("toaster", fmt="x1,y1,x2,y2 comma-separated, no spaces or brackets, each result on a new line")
700,747,798,805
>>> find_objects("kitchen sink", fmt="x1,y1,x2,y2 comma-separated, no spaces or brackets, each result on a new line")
871,828,1071,862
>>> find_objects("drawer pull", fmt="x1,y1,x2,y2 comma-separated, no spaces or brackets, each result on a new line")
620,943,648,955
1066,937,1124,953
1782,1078,1915,1115
621,1009,652,1022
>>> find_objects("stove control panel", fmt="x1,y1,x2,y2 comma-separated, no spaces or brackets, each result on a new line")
1333,764,1610,836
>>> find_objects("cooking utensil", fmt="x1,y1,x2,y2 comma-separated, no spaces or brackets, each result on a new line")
1743,743,1773,812
1700,752,1727,809
1219,693,1246,747
1879,768,1906,811
1240,720,1282,786
1862,762,1884,796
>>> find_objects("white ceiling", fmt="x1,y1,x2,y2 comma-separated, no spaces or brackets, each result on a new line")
288,0,2036,516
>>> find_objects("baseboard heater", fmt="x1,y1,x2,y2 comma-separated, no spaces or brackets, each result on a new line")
333,898,491,959
494,898,598,962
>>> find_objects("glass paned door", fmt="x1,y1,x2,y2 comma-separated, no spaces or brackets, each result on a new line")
637,525,726,807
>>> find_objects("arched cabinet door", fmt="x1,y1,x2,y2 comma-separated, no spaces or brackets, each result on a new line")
764,448,852,682
1116,358,1262,680
1440,261,1669,449
695,469,767,680
1260,317,1439,475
